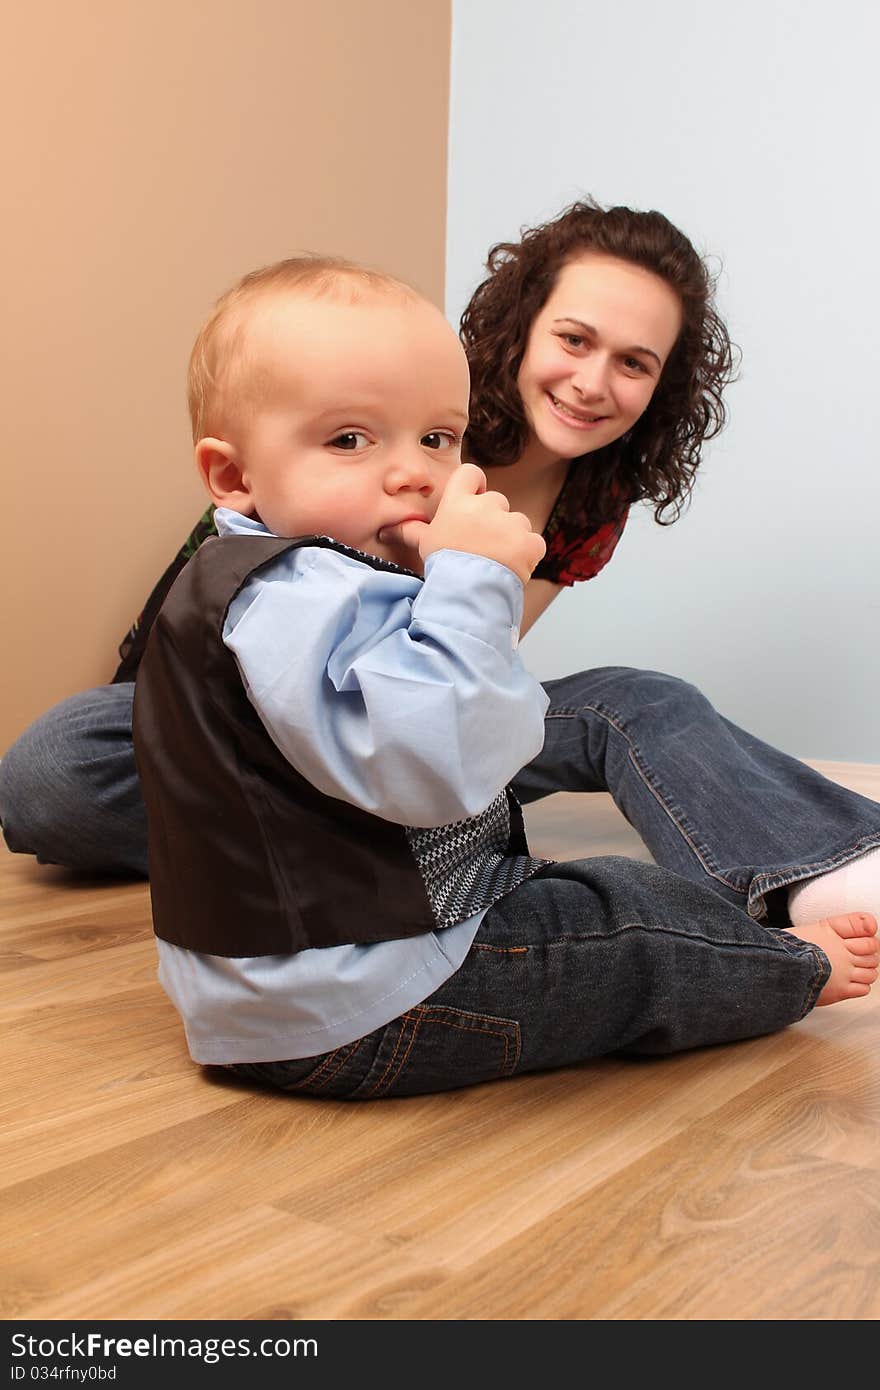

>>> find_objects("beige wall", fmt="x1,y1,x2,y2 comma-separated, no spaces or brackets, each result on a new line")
2,0,450,751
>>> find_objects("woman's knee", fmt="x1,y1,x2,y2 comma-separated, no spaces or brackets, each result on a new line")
0,685,146,873
541,666,709,717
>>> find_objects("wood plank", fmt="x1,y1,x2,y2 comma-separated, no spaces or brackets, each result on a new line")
1,760,877,1320
387,1121,880,1320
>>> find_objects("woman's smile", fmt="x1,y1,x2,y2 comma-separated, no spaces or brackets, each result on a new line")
545,392,609,428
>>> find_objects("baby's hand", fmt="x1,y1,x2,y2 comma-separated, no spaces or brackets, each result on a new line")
403,464,546,585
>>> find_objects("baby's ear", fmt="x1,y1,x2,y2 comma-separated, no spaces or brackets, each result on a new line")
194,438,254,514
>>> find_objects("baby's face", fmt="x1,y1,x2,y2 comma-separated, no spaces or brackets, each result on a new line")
226,291,470,571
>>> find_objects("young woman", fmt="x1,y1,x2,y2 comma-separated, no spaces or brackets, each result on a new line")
2,199,878,929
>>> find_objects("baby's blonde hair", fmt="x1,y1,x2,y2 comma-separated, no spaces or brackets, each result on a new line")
187,254,415,443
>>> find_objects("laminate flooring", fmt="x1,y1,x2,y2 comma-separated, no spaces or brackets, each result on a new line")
2,762,879,1321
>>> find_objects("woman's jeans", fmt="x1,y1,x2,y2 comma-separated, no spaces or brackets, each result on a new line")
2,668,877,1096
2,668,877,899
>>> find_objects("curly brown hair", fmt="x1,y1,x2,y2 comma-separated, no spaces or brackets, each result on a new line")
459,198,739,523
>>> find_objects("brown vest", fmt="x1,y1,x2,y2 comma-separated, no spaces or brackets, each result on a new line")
133,534,543,958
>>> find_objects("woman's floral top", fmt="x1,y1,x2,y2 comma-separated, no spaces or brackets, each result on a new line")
532,455,630,586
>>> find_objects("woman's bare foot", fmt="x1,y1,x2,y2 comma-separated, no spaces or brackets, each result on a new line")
787,912,879,1005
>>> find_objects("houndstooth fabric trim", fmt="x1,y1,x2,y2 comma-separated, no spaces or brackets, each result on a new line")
405,790,548,931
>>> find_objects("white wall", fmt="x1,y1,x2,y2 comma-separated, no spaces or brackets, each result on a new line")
447,0,879,761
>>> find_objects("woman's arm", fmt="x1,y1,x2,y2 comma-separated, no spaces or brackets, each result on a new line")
520,577,564,637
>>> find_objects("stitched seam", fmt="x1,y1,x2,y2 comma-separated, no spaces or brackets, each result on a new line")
800,944,831,1015
531,918,797,954
361,1018,413,1099
364,1008,521,1095
300,1038,365,1093
472,943,529,954
546,702,748,892
371,1013,424,1096
420,1018,511,1072
750,832,880,909
413,1006,521,1072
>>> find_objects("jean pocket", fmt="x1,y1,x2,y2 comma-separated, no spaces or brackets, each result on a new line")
226,1004,522,1100
356,1004,522,1099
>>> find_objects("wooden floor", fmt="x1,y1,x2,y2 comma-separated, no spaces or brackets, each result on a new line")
2,762,879,1321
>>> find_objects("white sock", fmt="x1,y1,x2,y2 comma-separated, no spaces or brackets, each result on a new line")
788,845,880,927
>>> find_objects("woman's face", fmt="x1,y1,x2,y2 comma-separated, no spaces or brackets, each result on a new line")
515,253,682,464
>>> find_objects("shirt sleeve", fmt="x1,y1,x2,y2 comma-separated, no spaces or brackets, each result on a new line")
222,545,549,828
